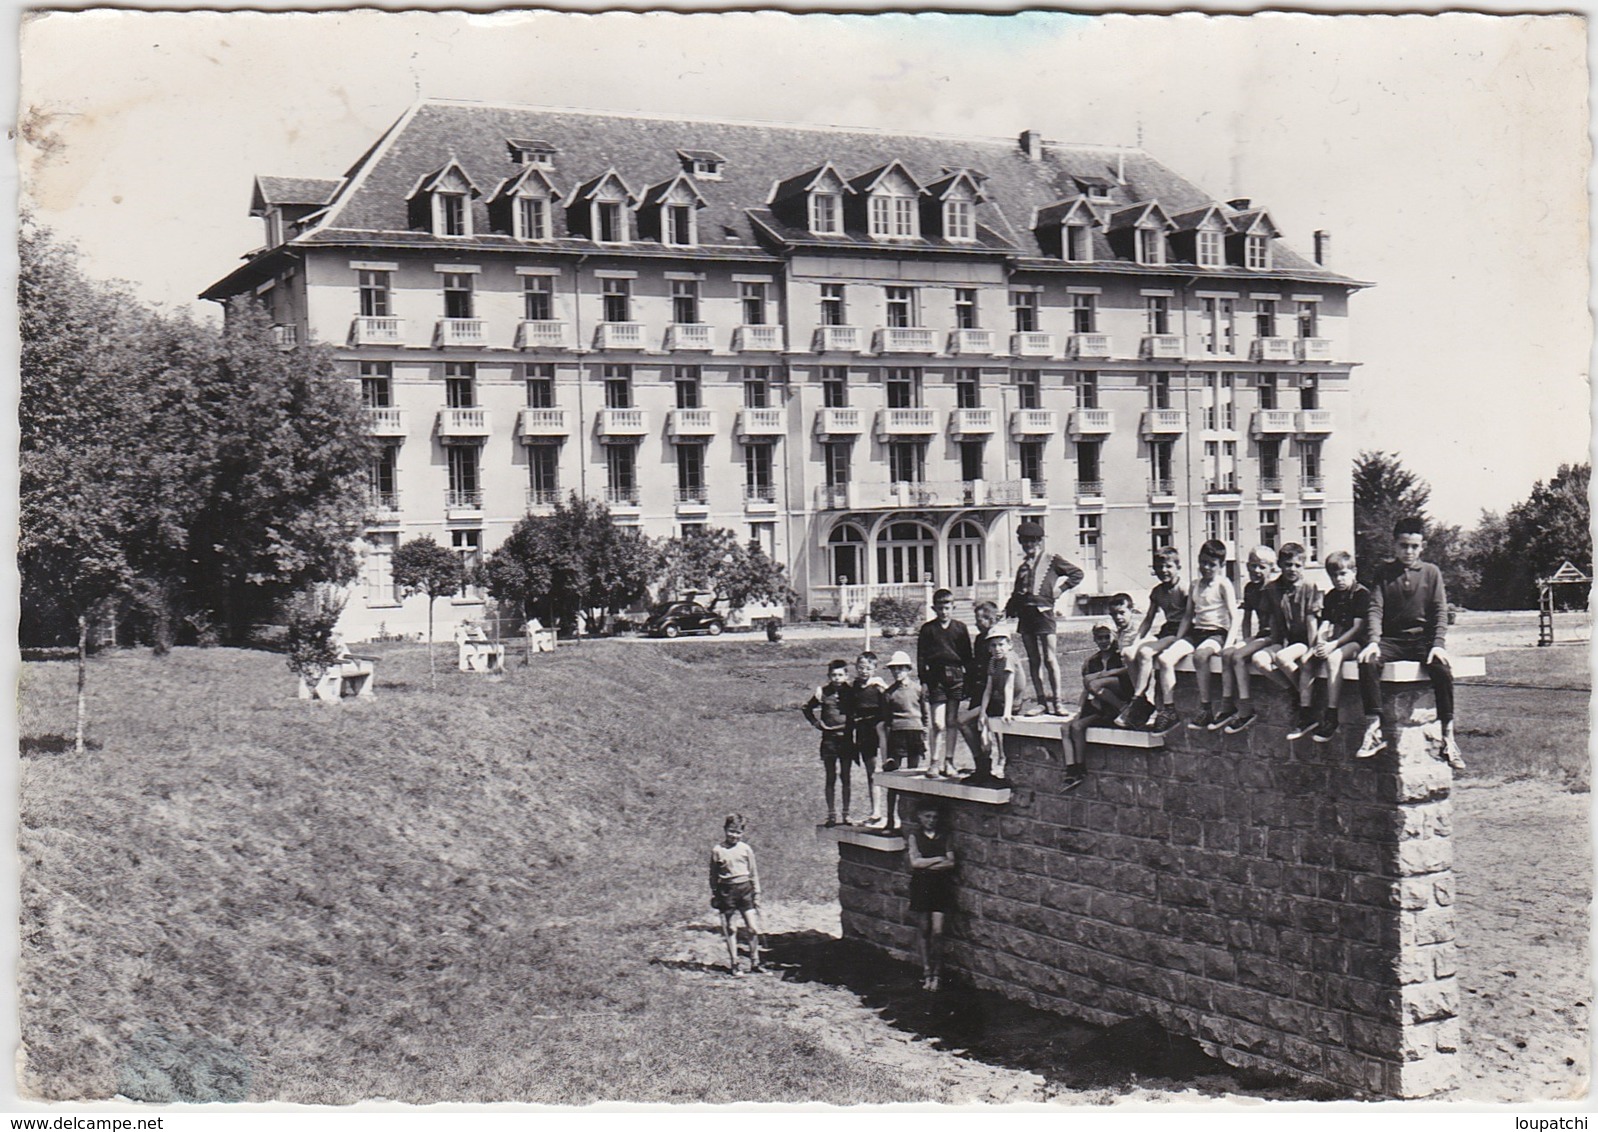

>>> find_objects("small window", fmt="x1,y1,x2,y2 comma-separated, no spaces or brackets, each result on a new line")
1300,375,1320,410
742,367,771,408
740,282,767,326
529,445,560,500
1151,510,1175,554
885,287,917,329
1018,441,1044,487
516,197,550,241
821,367,848,408
603,364,632,409
359,270,391,318
885,367,919,409
869,192,919,238
1246,234,1271,270
1296,301,1319,339
960,440,984,482
442,273,474,320
445,362,476,408
954,289,978,330
1016,372,1041,410
1064,223,1093,263
602,278,631,324
671,280,700,325
435,193,469,237
674,366,701,409
525,363,555,408
595,201,627,244
1011,291,1038,333
664,204,695,247
1255,299,1277,338
1301,508,1323,562
1150,371,1171,410
810,192,843,236
1136,227,1166,266
1197,230,1224,268
523,276,554,322
820,283,846,327
944,199,974,241
1258,508,1280,549
1071,294,1097,334
955,369,981,409
360,361,392,407
1145,295,1170,335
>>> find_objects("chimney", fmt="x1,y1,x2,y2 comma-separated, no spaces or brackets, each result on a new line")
1019,130,1043,162
1313,230,1331,266
1227,197,1251,210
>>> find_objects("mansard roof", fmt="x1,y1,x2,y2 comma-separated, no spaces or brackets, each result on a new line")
250,176,340,215
243,98,1355,282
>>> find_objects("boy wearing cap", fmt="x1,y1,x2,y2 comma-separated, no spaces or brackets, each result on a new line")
917,588,974,779
876,650,930,834
1004,520,1084,717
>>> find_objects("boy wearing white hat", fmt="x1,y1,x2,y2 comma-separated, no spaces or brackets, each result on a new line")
875,650,929,834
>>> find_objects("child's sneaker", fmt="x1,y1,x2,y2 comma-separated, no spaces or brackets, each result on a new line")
1354,718,1387,759
1285,709,1318,741
824,815,838,828
1187,705,1216,730
1061,765,1087,792
1222,709,1257,734
1147,707,1180,733
1207,705,1237,731
1440,723,1466,771
1311,715,1340,744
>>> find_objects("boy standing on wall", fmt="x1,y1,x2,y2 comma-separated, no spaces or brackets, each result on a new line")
1005,520,1084,717
917,588,973,779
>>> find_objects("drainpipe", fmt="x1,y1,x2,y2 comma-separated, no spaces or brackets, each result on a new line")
1180,274,1199,574
572,253,590,499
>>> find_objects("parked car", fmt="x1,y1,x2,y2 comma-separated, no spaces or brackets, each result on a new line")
644,600,725,638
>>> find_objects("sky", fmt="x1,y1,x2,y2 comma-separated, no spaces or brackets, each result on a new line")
15,8,1591,527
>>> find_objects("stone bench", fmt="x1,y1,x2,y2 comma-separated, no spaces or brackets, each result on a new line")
298,657,376,703
458,640,506,674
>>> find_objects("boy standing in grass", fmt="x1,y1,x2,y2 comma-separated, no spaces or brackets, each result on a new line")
1300,550,1370,744
878,650,929,834
802,659,856,827
1153,539,1239,732
907,802,956,992
956,601,1002,786
1211,546,1279,731
850,651,889,828
709,814,763,976
1241,542,1321,736
1115,548,1187,729
1356,517,1464,768
917,589,974,778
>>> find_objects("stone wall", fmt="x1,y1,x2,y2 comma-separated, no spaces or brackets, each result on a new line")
834,678,1461,1098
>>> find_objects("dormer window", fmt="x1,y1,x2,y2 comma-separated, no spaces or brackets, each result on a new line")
852,161,924,241
508,140,557,169
664,204,695,246
1137,227,1166,265
678,150,727,180
870,193,918,238
1064,223,1093,263
571,170,639,246
490,165,559,242
436,192,469,237
1228,209,1280,272
810,192,842,235
516,197,550,240
407,160,481,239
1074,175,1115,202
596,202,626,243
1245,233,1271,270
943,200,974,241
640,172,708,248
1197,230,1224,267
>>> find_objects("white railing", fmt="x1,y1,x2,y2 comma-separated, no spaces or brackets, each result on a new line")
365,407,406,436
948,328,995,356
445,489,484,511
437,318,487,346
1069,408,1114,436
1069,333,1111,359
438,407,490,436
734,325,784,352
1254,337,1296,362
517,320,568,350
351,316,403,345
1298,338,1333,362
835,582,935,624
1140,408,1186,435
1025,478,1048,502
738,408,786,437
876,407,938,436
598,408,648,436
950,407,997,434
668,408,717,437
518,407,570,438
1251,409,1297,436
666,324,714,352
1009,409,1058,436
595,322,645,350
1142,334,1183,359
813,326,861,353
1010,332,1056,358
814,407,864,435
875,327,937,354
271,325,298,348
814,484,851,510
1298,409,1334,433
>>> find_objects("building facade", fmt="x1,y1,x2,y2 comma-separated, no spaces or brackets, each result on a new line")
203,100,1364,641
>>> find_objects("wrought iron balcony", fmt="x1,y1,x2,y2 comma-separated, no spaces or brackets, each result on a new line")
526,487,562,509
444,489,483,512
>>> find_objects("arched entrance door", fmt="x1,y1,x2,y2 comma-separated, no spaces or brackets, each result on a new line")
947,519,986,590
877,520,937,585
827,523,866,586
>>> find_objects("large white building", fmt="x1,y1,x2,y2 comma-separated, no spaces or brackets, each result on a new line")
202,99,1364,641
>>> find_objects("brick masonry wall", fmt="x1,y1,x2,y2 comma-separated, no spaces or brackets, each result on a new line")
835,679,1459,1098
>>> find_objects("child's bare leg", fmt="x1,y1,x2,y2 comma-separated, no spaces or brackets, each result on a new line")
1039,632,1063,710
943,700,962,771
1220,644,1240,702
1156,639,1193,706
1298,657,1317,708
916,912,932,980
721,912,739,973
1021,633,1046,708
1194,640,1221,704
928,911,945,983
741,908,763,970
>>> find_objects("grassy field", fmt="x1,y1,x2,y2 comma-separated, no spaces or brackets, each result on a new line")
17,626,1589,1102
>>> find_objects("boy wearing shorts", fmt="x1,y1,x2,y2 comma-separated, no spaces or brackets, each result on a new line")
802,659,856,826
878,650,929,834
1115,548,1186,729
1244,542,1322,733
907,802,956,992
1211,546,1279,731
709,814,764,976
1299,550,1369,743
850,651,889,828
956,601,1002,785
917,588,973,778
1154,539,1239,732
1005,520,1084,716
973,625,1019,785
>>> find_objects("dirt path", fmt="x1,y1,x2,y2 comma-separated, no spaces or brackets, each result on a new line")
655,781,1589,1105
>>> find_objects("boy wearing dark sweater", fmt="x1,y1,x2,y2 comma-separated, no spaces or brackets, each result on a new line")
1356,517,1463,769
917,588,974,778
802,659,857,826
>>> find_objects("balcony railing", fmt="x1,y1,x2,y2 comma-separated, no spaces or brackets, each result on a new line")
605,485,641,507
1251,409,1298,436
744,484,778,506
1297,338,1333,362
1253,337,1296,362
1258,475,1285,494
595,322,646,351
526,487,562,509
737,408,786,438
1140,408,1186,436
364,407,406,437
1205,476,1241,496
813,326,861,353
351,316,403,345
437,318,487,347
597,408,649,439
271,324,298,349
665,324,714,352
1010,332,1056,358
674,486,709,506
445,489,484,512
668,408,717,438
733,325,784,352
814,407,864,436
1148,477,1177,499
814,483,851,510
1142,334,1183,360
437,407,491,439
517,320,569,350
1300,474,1326,493
949,407,996,436
366,489,401,517
1068,408,1114,437
1068,333,1111,359
1025,478,1048,502
1076,479,1106,498
1298,409,1334,434
518,407,570,440
947,328,995,356
1009,408,1058,436
875,407,938,437
875,327,937,354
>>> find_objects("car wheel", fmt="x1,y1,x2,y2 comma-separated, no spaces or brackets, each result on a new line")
663,624,680,639
707,621,724,636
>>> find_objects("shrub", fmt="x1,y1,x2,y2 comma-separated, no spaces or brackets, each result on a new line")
283,588,348,696
868,595,922,634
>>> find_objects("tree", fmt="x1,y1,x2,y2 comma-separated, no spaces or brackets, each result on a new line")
482,494,656,635
392,535,465,687
1352,451,1432,585
1463,464,1591,609
655,527,798,615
